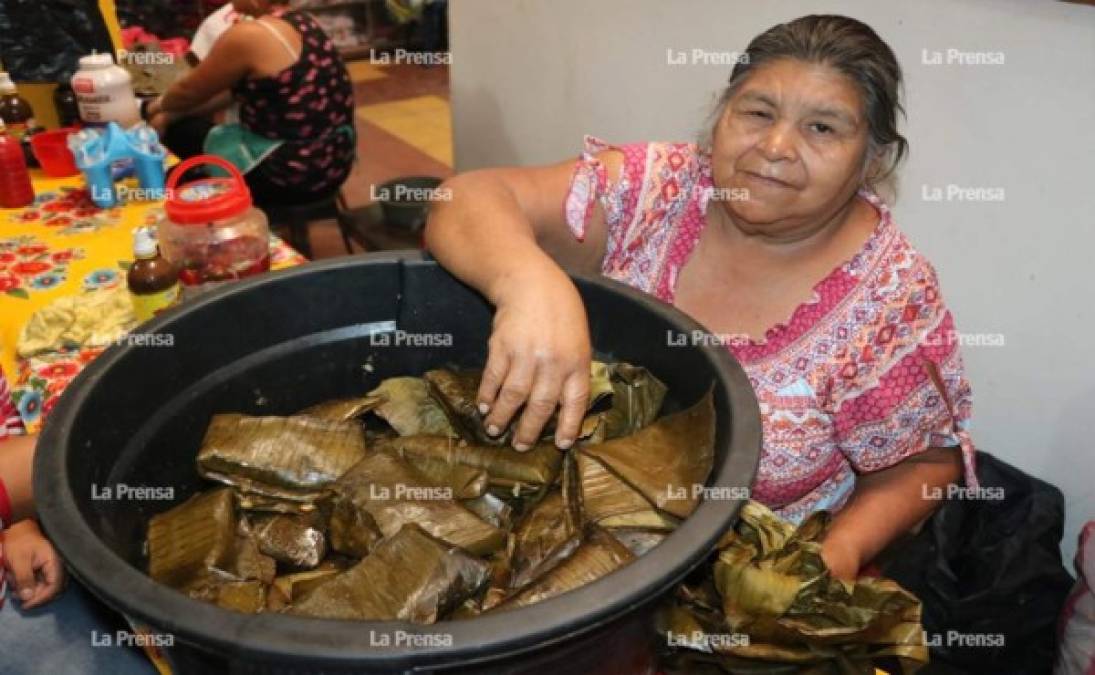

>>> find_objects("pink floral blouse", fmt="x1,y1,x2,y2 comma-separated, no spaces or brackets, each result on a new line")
565,136,978,524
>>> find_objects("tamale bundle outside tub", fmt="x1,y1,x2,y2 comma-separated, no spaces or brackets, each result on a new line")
34,253,762,674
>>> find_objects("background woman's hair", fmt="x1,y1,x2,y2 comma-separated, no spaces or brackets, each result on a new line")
702,14,908,187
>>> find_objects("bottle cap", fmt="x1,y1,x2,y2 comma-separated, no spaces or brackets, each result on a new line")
133,227,158,259
0,72,16,94
78,53,115,70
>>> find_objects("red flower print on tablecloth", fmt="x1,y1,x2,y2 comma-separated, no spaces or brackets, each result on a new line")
0,234,85,298
0,273,20,293
7,187,121,234
12,261,50,276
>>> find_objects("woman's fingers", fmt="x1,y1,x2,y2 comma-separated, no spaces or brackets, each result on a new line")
512,369,564,451
483,356,535,439
6,551,35,603
554,371,591,449
477,341,510,415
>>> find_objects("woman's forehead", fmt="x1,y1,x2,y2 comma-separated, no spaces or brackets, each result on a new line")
732,59,864,121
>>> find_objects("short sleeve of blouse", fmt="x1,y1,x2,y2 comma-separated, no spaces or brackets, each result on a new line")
563,135,648,243
832,259,978,487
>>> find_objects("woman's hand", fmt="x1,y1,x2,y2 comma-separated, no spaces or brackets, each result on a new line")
3,519,66,609
479,266,593,451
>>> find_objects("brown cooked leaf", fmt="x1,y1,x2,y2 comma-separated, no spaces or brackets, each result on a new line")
366,376,457,437
331,451,506,556
581,389,715,519
148,488,237,590
494,525,635,611
197,414,367,501
290,524,489,623
382,434,562,494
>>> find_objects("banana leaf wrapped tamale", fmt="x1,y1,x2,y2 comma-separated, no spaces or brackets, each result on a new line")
298,395,383,422
148,488,238,589
581,389,715,519
575,450,680,530
509,490,577,589
378,439,489,499
382,435,563,495
266,563,348,611
462,492,514,530
423,363,614,446
598,363,668,440
237,493,322,515
367,376,457,437
328,496,383,558
493,525,635,612
290,525,490,623
330,451,506,556
197,414,367,501
252,512,327,569
209,580,268,614
229,518,278,584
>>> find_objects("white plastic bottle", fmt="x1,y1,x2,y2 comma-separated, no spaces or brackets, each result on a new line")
71,53,141,128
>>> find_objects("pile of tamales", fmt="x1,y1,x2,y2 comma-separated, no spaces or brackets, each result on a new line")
145,362,717,622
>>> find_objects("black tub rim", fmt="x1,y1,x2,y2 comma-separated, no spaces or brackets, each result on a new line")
35,251,762,669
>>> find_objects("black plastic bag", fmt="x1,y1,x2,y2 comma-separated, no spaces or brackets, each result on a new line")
0,0,114,82
881,451,1075,675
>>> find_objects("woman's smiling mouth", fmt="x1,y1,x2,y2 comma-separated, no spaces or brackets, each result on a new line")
741,170,797,190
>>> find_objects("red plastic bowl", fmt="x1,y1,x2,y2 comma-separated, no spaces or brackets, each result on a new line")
31,128,80,178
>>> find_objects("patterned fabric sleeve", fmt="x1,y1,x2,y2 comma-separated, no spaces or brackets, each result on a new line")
832,258,979,487
0,364,24,439
563,135,647,243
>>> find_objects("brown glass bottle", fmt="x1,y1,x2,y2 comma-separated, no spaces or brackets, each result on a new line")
128,228,180,322
0,72,35,141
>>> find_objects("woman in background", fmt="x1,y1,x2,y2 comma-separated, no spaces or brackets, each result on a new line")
147,0,356,207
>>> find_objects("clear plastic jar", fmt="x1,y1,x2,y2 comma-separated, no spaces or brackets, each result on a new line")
158,156,270,287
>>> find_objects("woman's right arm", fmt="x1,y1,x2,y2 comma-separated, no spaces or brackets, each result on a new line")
425,151,622,451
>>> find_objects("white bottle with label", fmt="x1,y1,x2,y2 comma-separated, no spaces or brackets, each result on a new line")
71,53,141,128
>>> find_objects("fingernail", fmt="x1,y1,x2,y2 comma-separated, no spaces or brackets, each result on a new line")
478,402,490,415
556,438,574,450
513,441,530,452
486,424,500,437
19,589,32,600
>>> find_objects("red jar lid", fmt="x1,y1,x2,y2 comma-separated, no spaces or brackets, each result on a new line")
164,155,252,225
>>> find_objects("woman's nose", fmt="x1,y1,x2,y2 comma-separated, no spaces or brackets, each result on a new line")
757,123,798,163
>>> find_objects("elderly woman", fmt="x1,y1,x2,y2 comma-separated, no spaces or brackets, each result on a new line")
146,0,355,206
425,14,976,580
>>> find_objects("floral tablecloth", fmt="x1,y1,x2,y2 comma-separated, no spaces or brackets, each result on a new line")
0,172,306,434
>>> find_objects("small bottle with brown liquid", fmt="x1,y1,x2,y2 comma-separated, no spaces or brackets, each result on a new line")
0,72,35,141
128,227,180,322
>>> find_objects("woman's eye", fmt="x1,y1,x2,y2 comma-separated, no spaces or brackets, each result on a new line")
743,110,771,120
810,122,835,134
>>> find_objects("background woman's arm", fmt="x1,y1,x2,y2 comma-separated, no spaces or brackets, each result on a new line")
158,23,258,115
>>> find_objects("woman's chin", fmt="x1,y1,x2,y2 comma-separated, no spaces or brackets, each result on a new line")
724,199,795,226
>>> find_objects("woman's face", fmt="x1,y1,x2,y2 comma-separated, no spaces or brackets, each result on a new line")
710,58,872,235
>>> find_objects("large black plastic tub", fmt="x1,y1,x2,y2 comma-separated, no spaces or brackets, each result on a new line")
35,253,761,674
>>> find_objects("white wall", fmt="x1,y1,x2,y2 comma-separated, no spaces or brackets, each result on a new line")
449,0,1095,562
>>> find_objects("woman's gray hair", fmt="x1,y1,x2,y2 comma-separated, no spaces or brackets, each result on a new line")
700,15,908,187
